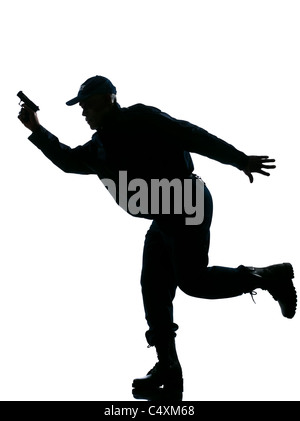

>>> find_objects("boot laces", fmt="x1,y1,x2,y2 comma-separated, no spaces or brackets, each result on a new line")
250,290,257,303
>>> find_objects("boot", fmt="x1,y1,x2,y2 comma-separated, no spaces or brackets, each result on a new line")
246,263,297,318
132,337,183,392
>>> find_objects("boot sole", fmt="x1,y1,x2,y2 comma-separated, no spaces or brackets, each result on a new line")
133,387,183,401
132,376,184,392
132,377,184,391
270,263,297,319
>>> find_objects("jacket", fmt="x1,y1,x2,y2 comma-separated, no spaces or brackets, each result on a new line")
28,103,249,218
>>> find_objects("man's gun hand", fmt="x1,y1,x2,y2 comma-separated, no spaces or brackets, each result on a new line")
17,91,40,132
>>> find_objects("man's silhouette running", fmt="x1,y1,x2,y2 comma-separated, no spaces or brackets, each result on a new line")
18,76,296,395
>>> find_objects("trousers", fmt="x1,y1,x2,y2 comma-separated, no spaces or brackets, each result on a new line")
140,183,256,346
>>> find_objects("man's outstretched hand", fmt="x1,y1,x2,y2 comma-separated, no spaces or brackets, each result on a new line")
243,156,276,183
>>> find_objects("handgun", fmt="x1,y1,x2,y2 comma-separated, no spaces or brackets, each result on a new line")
17,91,40,112
17,91,40,123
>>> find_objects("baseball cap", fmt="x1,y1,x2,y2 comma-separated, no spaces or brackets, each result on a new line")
66,76,117,106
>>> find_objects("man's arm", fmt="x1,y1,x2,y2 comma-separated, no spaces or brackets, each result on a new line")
182,124,250,169
161,113,276,183
182,125,276,183
18,105,95,175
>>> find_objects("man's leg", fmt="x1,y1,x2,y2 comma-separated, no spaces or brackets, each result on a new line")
163,185,296,317
133,184,296,393
133,221,183,392
170,243,296,317
140,221,178,346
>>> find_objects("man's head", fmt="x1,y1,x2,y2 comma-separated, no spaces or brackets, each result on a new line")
66,75,117,130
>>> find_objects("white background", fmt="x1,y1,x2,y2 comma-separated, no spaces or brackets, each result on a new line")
1,0,299,401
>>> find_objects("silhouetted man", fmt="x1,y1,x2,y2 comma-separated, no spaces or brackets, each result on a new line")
18,76,296,396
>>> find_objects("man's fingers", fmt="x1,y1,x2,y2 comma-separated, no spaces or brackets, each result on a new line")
262,160,276,164
18,107,29,123
261,164,276,169
18,105,40,131
258,167,278,176
258,170,271,176
252,157,276,171
259,156,275,162
244,170,254,183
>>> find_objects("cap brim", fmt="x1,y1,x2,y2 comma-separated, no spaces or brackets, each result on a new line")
66,86,117,106
65,92,103,106
66,93,93,106
66,96,81,106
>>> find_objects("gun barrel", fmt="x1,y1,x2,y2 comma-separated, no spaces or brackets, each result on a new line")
17,91,40,112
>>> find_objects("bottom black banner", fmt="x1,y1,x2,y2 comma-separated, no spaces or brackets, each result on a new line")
0,401,296,418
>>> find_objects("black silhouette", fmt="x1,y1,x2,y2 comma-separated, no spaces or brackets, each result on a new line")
18,76,296,400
